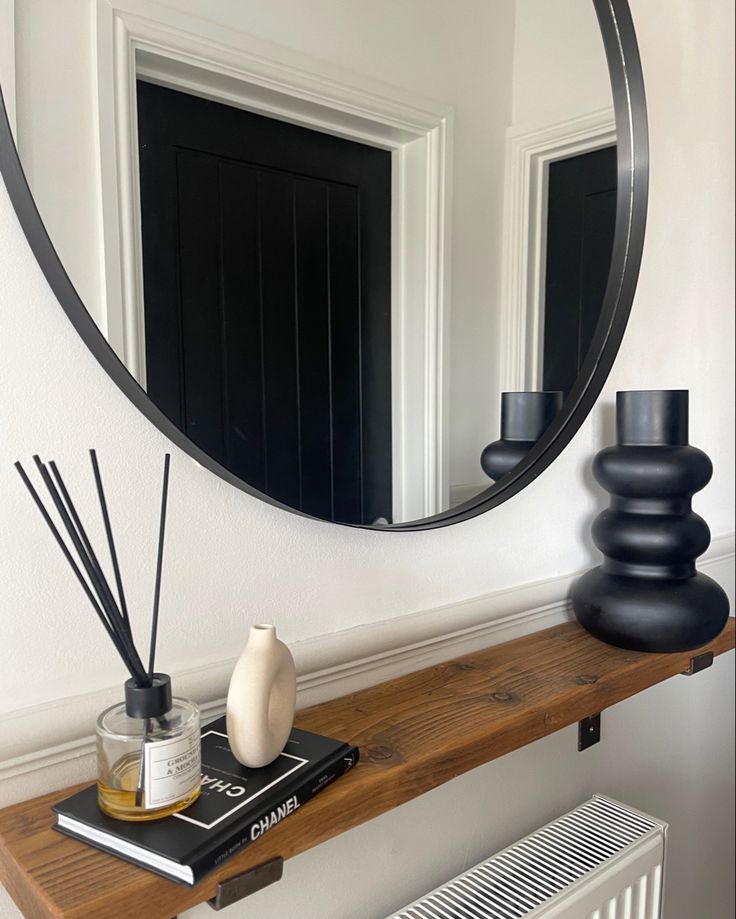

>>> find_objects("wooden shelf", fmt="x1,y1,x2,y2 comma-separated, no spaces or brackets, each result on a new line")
0,619,733,919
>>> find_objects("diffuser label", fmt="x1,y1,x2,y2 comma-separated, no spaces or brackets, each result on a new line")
144,726,202,809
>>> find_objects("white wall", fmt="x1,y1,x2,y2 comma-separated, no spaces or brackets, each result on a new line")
511,0,613,126
0,0,14,133
13,0,105,331
0,0,734,918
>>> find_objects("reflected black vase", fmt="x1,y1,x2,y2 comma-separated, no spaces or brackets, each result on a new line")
481,391,563,482
572,390,729,652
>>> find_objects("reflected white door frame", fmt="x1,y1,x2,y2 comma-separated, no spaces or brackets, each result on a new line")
93,0,453,523
499,108,616,393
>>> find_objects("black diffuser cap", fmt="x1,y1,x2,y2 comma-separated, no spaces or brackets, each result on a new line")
500,391,564,442
617,390,689,446
125,673,172,719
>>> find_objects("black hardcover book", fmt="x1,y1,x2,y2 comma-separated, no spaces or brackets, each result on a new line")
53,716,358,885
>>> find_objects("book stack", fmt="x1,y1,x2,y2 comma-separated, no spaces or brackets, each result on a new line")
54,716,358,885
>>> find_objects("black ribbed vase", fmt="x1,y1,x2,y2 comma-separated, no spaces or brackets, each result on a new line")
571,390,729,652
481,391,563,482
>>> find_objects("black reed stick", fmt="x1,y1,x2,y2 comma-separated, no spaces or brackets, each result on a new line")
89,449,132,638
51,457,149,683
32,455,149,685
134,715,154,809
49,460,135,645
14,462,142,682
33,455,121,636
48,461,105,585
148,454,171,680
16,451,173,696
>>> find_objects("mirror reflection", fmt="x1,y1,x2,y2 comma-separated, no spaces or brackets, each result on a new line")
11,0,616,524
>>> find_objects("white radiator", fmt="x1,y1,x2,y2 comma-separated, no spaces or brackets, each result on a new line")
387,795,667,919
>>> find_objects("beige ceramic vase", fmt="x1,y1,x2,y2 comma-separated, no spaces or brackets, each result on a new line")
226,624,297,768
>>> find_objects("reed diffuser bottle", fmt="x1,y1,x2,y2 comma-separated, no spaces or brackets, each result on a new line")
16,450,202,821
97,676,200,820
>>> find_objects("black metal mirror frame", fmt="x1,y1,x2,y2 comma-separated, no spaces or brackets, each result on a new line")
0,0,648,531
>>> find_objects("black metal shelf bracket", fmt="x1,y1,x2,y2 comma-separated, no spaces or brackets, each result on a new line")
208,857,284,911
578,713,601,751
576,650,716,753
681,650,714,676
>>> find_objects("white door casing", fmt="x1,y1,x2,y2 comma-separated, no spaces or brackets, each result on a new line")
499,108,616,393
93,0,453,523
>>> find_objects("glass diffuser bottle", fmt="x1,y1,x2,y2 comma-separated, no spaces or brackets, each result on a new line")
97,673,201,821
15,450,203,822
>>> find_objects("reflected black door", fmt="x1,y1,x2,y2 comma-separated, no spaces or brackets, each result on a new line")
137,81,392,524
543,145,617,395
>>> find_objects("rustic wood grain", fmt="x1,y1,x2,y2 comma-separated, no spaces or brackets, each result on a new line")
0,619,733,919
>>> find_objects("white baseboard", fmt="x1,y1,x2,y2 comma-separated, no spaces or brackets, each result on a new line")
1,534,733,804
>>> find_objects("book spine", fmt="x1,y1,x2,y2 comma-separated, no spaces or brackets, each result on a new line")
189,746,359,882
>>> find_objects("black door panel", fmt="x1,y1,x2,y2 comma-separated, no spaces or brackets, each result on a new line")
137,81,392,523
543,145,617,395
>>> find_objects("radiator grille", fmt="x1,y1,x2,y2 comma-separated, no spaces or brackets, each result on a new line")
588,864,662,919
388,796,666,919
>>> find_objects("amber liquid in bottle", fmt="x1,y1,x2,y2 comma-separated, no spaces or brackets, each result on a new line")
98,752,201,820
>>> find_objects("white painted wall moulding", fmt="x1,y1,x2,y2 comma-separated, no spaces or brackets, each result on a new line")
1,533,732,804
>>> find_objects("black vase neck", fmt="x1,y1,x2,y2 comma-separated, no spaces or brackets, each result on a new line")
500,391,563,442
481,391,564,482
617,390,689,446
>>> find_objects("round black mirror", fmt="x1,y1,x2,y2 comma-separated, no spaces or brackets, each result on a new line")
0,0,647,529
